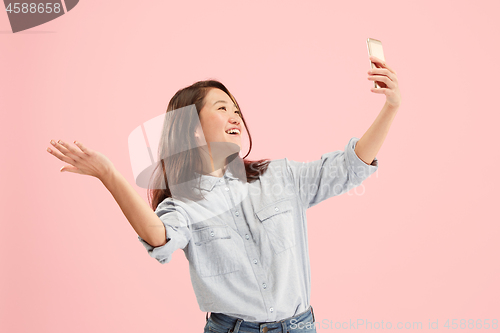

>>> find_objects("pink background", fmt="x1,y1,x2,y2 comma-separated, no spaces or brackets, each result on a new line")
1,1,499,332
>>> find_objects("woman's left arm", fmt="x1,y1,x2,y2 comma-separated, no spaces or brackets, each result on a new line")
354,55,402,165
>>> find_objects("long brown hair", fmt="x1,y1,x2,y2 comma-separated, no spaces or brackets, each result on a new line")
147,79,271,211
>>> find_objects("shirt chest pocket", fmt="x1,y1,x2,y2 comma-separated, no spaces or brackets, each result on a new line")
191,225,240,278
256,199,296,255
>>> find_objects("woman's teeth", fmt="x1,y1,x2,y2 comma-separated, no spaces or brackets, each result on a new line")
225,129,240,135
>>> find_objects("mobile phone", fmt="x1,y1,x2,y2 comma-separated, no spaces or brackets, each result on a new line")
366,38,386,89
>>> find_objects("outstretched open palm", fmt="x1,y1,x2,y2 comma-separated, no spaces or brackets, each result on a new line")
46,139,115,181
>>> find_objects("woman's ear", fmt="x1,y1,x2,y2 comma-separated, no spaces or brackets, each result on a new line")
194,129,203,146
194,126,206,145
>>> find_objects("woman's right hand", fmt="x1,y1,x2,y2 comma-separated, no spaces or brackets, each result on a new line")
47,139,116,181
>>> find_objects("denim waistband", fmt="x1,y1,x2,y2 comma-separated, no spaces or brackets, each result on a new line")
207,305,315,332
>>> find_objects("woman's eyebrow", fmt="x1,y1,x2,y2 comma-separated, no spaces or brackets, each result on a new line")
213,100,238,108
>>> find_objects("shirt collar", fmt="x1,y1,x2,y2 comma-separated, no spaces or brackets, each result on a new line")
193,165,239,192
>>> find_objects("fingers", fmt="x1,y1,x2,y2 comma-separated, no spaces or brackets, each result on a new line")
47,139,107,177
368,69,396,89
367,74,395,89
55,139,87,160
383,64,397,75
370,56,397,75
368,67,398,85
370,87,389,94
47,140,78,165
368,57,401,105
73,140,90,155
55,140,78,155
370,55,385,66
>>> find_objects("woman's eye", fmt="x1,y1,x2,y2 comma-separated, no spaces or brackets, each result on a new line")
219,106,241,115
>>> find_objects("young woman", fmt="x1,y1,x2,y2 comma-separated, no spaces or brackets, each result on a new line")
46,56,401,333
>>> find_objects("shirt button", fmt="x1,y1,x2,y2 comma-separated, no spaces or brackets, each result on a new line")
225,187,229,191
219,179,224,183
235,211,239,216
269,307,274,312
245,234,250,240
274,207,279,212
253,259,257,264
210,231,215,237
262,283,267,289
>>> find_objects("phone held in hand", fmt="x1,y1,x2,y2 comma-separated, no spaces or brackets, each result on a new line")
366,38,386,89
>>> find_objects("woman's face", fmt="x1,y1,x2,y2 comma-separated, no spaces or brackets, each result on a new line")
196,88,243,150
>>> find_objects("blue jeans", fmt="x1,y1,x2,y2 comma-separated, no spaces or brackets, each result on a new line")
204,305,317,333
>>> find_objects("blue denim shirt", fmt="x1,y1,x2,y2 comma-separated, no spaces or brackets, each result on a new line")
138,137,379,322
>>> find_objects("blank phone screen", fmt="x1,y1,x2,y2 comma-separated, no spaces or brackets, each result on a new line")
369,41,385,64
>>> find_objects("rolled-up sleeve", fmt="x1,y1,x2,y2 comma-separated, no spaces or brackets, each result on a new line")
285,137,379,209
137,199,191,264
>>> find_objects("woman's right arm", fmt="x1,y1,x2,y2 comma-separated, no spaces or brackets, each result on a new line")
100,169,167,247
47,139,167,247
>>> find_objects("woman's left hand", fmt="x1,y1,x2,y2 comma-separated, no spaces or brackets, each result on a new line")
368,55,401,108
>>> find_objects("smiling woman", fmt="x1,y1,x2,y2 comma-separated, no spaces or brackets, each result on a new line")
138,80,378,333
46,76,381,333
148,79,272,206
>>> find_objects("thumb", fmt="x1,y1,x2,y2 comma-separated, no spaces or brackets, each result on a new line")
60,166,74,173
60,166,81,174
